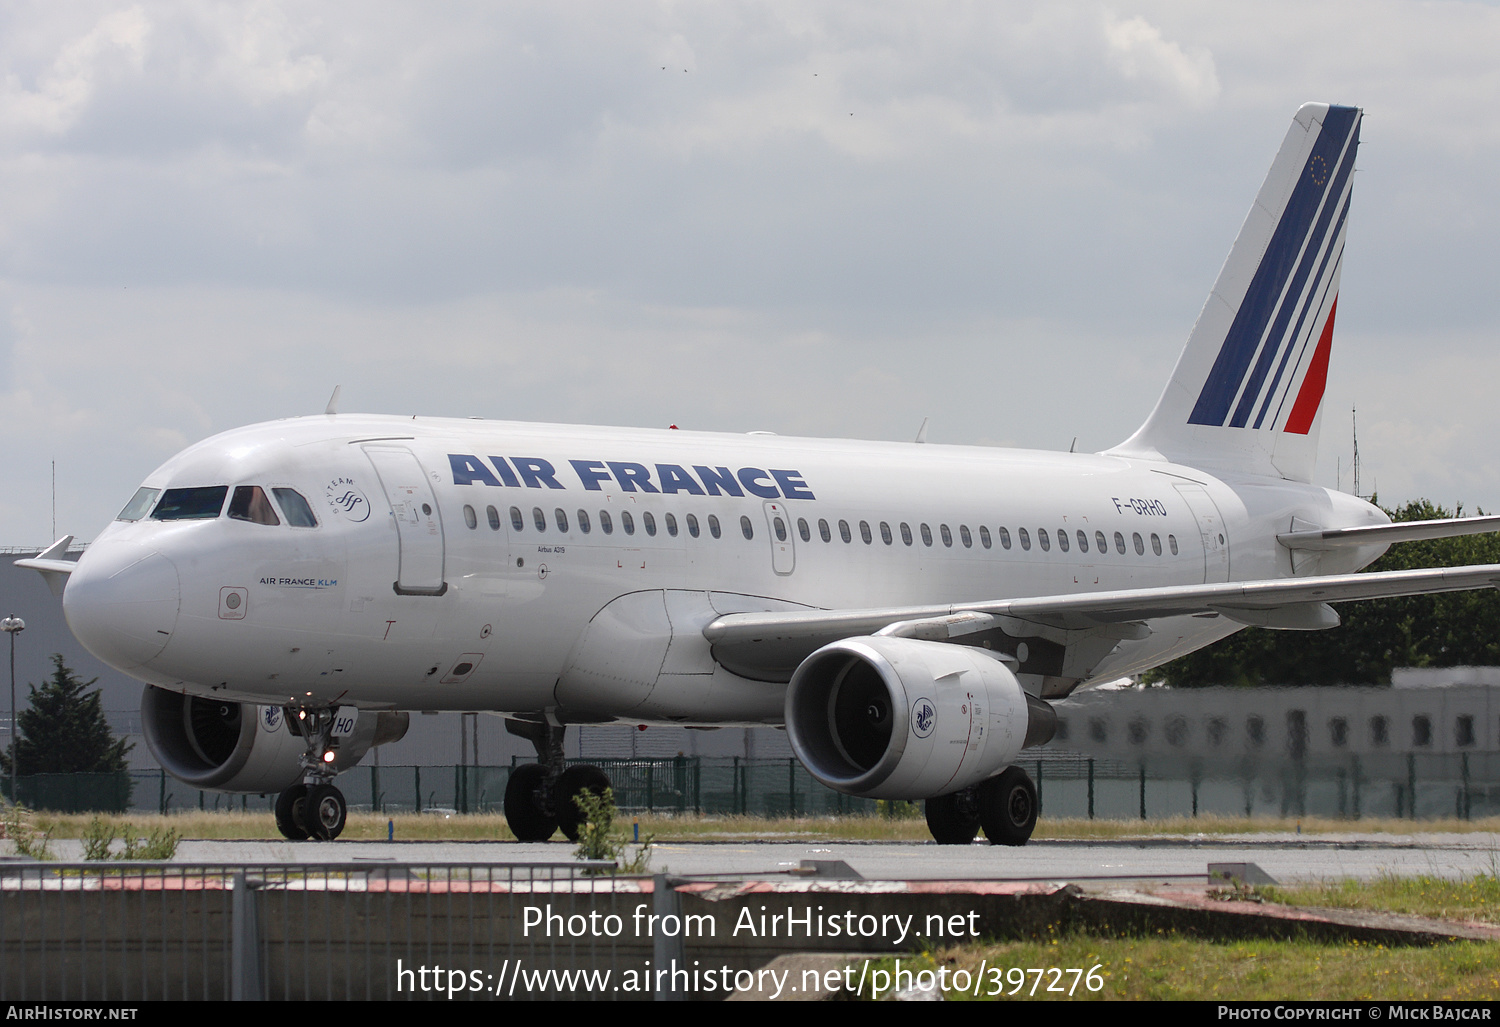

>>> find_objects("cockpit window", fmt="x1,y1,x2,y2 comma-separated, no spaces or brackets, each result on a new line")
273,488,319,528
229,486,281,526
150,486,228,520
116,487,161,522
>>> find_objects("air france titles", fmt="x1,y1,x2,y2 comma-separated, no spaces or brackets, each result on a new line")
447,455,816,501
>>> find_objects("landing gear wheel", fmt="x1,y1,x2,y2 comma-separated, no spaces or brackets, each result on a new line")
925,788,980,845
554,764,612,843
978,766,1038,846
275,784,311,841
504,763,557,842
302,783,347,841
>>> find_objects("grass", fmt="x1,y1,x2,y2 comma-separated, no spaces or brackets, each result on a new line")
1263,874,1500,926
888,934,1500,1001
10,810,1500,843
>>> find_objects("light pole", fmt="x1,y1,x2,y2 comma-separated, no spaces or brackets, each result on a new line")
1,615,23,806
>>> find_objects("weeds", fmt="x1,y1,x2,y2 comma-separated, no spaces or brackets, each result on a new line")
572,787,654,874
2,804,54,860
80,815,179,861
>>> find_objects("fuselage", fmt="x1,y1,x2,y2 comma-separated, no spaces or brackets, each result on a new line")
61,414,1390,722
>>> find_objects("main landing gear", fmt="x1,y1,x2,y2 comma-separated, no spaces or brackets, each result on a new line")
502,718,613,843
274,707,349,841
923,765,1038,847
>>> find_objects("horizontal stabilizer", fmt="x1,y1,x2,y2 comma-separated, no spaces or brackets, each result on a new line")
1279,515,1500,551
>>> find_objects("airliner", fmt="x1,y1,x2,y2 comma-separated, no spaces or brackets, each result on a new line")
19,103,1500,846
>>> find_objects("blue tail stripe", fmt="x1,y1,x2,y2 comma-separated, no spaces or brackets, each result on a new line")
1187,105,1360,427
1253,194,1350,430
1231,139,1358,428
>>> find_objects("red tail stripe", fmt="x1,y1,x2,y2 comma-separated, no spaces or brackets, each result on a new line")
1283,296,1337,435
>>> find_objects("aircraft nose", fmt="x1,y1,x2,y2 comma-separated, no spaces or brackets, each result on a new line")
63,542,181,672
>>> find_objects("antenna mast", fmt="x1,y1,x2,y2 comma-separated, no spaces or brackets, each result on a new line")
1351,406,1361,498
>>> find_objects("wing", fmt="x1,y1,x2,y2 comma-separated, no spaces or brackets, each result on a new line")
703,563,1500,687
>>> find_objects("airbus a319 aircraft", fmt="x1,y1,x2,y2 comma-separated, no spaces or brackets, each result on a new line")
21,103,1500,846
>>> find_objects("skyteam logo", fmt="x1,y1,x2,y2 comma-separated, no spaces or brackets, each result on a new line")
324,478,371,522
260,706,283,732
911,697,936,739
1188,105,1360,436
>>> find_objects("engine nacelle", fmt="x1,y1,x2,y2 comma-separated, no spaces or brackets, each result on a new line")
141,685,409,793
785,636,1054,799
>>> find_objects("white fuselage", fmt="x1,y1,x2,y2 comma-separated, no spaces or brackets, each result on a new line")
61,414,1389,723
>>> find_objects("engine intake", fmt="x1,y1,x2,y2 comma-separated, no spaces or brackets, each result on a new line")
141,685,409,793
785,636,1052,799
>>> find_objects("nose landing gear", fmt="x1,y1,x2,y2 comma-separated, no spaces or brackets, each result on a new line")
273,707,349,841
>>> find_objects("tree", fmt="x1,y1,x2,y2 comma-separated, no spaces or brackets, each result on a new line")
1149,500,1500,687
0,654,133,776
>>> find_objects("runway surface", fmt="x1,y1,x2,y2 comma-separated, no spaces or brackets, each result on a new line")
34,831,1495,883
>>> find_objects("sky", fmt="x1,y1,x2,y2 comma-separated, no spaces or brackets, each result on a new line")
3,1,1500,546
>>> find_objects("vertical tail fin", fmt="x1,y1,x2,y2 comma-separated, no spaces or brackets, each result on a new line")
1109,103,1362,483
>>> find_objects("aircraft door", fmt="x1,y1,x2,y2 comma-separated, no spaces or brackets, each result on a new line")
1173,484,1229,584
364,445,448,596
762,501,795,575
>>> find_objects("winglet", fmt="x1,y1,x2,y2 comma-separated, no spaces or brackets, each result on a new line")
14,535,77,597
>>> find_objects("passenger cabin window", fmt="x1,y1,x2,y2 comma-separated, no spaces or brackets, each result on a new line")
838,520,851,543
940,524,953,548
151,486,228,521
774,516,787,542
880,521,893,545
920,524,933,547
666,512,678,537
1018,527,1031,551
1150,533,1162,556
979,526,991,549
1076,530,1088,552
901,523,913,546
1114,531,1126,554
959,525,972,548
622,511,635,535
859,520,872,544
510,507,524,531
229,486,281,526
578,509,591,534
797,518,810,542
1056,528,1069,552
740,515,754,540
117,487,161,522
461,504,477,530
1168,534,1179,555
708,514,722,539
1096,531,1107,553
600,510,614,535
687,513,700,538
643,511,656,536
998,527,1011,550
819,519,832,543
1133,532,1145,556
487,506,501,531
1036,528,1049,552
533,507,546,532
555,509,569,533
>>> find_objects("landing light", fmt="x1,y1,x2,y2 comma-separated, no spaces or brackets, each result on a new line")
322,750,336,764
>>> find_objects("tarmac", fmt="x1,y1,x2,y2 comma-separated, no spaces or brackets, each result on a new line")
28,829,1500,884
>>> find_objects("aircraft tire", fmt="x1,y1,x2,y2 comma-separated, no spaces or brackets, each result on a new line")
275,785,311,841
304,783,348,841
977,766,1038,847
924,789,980,845
504,763,558,842
554,764,612,843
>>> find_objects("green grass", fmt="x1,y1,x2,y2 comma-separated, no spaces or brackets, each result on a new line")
1263,874,1500,926
902,934,1500,1001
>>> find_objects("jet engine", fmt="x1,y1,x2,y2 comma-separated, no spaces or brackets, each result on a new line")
784,636,1056,799
141,685,409,793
